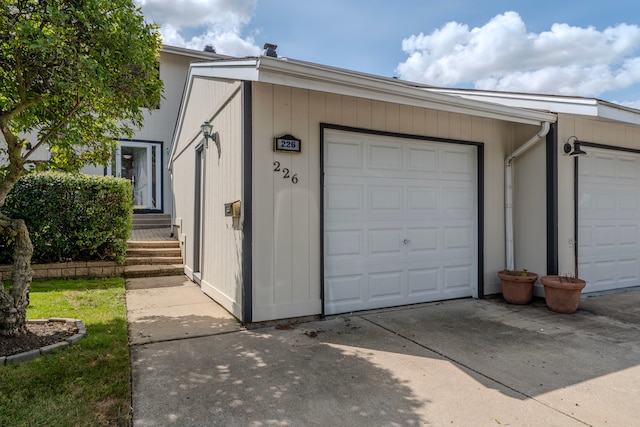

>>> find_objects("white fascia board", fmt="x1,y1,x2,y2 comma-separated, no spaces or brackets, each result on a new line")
427,88,599,116
254,57,556,126
189,59,260,81
597,102,640,126
428,88,640,126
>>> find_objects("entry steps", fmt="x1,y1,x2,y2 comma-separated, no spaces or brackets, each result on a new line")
132,213,171,230
124,240,183,278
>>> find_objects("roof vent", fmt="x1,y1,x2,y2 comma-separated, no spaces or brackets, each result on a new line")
204,45,216,53
263,43,278,58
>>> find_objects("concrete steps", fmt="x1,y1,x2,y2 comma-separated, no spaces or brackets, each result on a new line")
124,239,183,278
132,214,171,230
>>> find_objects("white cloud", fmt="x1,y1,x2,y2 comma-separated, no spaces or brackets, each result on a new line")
396,11,640,98
136,0,261,56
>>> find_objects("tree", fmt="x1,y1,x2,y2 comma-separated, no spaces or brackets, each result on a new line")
0,0,163,336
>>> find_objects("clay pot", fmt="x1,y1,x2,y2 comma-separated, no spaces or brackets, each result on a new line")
541,275,586,314
498,271,538,305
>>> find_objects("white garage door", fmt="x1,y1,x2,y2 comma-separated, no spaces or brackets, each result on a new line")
323,130,478,315
579,147,640,293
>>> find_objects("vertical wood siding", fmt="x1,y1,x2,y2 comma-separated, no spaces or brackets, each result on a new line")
251,82,527,321
172,76,244,318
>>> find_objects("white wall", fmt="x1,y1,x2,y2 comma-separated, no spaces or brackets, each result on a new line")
171,76,244,319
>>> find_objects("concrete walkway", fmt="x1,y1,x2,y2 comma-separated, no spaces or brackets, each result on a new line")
127,277,640,426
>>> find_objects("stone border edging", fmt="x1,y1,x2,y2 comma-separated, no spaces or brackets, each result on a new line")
1,318,86,366
0,261,123,281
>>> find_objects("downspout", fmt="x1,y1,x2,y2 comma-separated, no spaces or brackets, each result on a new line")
505,121,551,270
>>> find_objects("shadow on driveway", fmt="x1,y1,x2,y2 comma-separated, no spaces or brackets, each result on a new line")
130,287,640,426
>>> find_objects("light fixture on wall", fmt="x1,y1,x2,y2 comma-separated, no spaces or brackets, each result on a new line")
201,121,214,148
563,136,587,157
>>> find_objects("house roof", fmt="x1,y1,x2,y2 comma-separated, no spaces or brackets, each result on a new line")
168,55,557,168
425,88,640,127
161,44,232,61
188,56,557,125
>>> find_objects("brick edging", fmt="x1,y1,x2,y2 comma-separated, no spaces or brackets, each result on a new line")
1,318,86,365
0,261,124,280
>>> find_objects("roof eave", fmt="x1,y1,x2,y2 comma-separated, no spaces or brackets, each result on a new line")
427,88,640,126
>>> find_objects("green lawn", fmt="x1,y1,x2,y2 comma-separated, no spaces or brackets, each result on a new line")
0,277,131,426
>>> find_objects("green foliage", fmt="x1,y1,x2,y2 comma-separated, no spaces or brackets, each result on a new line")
0,0,163,177
0,172,132,264
0,277,131,426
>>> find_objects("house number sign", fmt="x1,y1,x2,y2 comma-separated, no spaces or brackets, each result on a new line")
273,161,299,184
274,134,301,153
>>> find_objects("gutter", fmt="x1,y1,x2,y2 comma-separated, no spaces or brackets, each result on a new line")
505,121,551,270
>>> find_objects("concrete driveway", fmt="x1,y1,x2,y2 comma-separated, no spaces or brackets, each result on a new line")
128,277,640,426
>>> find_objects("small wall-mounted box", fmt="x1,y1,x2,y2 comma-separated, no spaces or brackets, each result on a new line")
224,200,241,218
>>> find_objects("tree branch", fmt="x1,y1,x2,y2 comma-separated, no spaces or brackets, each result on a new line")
24,94,84,161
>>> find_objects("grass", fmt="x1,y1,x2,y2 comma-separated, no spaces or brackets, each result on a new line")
0,277,131,426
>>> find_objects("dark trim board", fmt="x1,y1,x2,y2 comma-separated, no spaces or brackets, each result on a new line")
319,126,326,316
546,124,559,275
579,141,640,155
476,143,485,298
319,123,485,314
241,81,253,323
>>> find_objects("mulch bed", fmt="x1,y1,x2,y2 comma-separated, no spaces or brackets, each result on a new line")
0,321,78,357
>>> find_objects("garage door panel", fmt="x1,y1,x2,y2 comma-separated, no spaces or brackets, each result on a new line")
325,230,362,259
618,259,639,281
408,268,440,295
325,185,363,212
325,140,362,168
444,226,473,250
324,129,477,314
407,187,439,210
369,271,403,300
369,186,403,211
407,147,438,172
619,225,639,245
618,157,638,179
325,275,364,306
368,229,403,255
369,143,403,170
443,149,474,176
579,147,640,293
406,227,439,252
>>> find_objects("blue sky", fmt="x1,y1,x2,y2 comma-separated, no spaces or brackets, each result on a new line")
137,0,640,107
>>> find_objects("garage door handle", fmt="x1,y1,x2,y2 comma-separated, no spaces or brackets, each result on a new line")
403,239,411,245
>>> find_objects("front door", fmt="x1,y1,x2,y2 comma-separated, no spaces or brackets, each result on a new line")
109,142,162,211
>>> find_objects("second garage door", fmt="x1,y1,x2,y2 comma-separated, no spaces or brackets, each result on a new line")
323,129,478,315
579,147,640,293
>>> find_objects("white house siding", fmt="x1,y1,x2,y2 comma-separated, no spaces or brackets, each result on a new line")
171,76,244,318
251,82,533,321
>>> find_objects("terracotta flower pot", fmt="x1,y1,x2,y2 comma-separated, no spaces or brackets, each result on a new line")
498,271,538,304
541,275,586,314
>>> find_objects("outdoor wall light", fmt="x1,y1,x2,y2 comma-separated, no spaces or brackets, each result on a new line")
563,136,587,157
200,120,216,149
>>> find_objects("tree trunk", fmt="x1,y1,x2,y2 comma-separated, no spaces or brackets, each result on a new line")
0,213,33,336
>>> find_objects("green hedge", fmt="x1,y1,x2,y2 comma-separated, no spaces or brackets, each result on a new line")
0,172,132,265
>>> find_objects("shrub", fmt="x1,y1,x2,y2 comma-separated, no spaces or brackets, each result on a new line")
0,172,132,264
